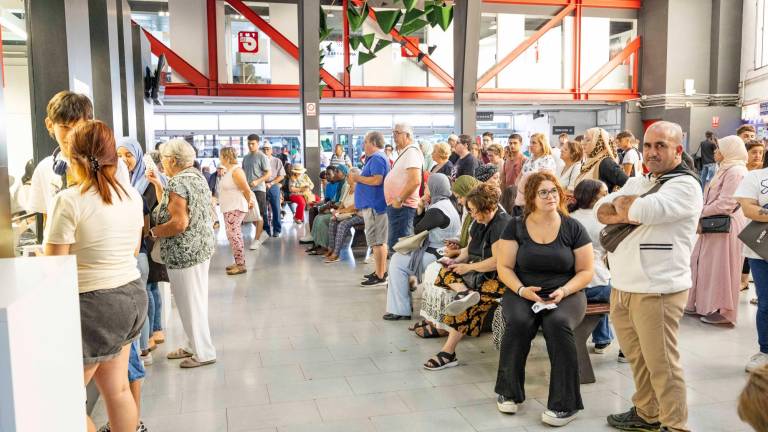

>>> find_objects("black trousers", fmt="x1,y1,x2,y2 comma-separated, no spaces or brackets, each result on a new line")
494,288,586,412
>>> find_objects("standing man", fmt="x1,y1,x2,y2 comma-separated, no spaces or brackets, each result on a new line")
448,134,460,164
596,121,701,432
350,131,391,287
242,134,271,249
617,131,643,177
452,134,480,180
263,142,286,238
481,132,494,163
500,133,526,189
698,131,718,187
384,123,423,251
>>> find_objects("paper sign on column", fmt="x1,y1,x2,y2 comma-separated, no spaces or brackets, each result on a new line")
305,129,319,148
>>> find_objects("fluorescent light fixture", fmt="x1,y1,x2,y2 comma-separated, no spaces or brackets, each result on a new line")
0,10,27,40
327,13,335,17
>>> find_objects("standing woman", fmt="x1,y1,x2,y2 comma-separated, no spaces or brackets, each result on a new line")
495,171,594,427
515,133,556,207
575,127,628,191
687,136,748,325
218,147,256,275
288,164,315,225
430,142,454,177
45,121,146,432
559,140,583,193
147,139,217,368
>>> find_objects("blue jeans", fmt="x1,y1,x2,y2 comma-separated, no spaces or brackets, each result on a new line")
128,340,145,382
136,253,151,351
147,282,162,332
386,205,416,250
584,284,614,345
748,259,768,353
266,184,283,235
700,163,717,189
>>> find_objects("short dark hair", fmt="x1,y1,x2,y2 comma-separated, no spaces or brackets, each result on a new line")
366,131,386,149
746,139,765,151
458,134,473,151
738,125,757,136
46,91,93,124
705,131,714,139
508,133,523,142
574,135,584,143
247,134,260,142
616,130,634,141
482,132,494,139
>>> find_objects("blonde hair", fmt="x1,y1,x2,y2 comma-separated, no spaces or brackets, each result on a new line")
220,147,238,164
530,133,552,156
739,365,768,431
432,142,451,160
487,143,503,157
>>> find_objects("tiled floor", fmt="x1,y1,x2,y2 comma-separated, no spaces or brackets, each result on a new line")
93,222,758,431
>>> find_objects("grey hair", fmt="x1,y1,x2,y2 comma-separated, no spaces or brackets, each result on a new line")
448,134,459,144
645,121,684,145
394,122,414,139
160,138,196,168
365,131,386,149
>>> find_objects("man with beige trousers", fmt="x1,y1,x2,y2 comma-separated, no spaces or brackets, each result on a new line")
595,121,703,432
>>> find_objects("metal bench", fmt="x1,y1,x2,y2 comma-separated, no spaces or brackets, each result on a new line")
492,301,611,384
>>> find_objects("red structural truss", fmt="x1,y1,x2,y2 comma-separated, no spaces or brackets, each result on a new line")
135,0,641,101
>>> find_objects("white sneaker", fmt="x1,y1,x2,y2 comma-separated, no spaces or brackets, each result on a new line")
259,231,270,242
300,234,313,243
496,395,518,414
249,240,262,250
746,352,768,372
541,410,578,427
141,352,153,366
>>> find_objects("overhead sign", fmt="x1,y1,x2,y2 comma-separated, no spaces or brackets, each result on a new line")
401,36,419,57
305,102,317,117
476,111,494,121
238,31,259,53
712,116,720,128
552,126,575,135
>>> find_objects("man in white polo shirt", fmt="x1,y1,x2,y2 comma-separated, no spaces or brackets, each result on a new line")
596,121,702,432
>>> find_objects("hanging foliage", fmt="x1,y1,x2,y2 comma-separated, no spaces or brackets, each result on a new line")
374,9,402,34
347,2,369,32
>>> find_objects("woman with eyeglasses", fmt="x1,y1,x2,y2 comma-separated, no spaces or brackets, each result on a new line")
494,171,594,427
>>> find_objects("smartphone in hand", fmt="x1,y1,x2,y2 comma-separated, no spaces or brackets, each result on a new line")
143,154,158,173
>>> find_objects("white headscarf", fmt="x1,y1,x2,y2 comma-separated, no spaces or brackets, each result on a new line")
716,135,747,172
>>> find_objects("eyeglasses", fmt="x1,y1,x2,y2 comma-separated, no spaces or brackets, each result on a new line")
392,130,404,136
536,188,559,199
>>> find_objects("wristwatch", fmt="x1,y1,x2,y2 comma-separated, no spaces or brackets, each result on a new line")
149,228,158,239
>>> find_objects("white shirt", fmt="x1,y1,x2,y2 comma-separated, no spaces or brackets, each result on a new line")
522,155,557,175
559,162,582,192
28,154,131,215
570,209,610,287
734,168,768,259
551,148,566,174
620,147,643,178
44,185,143,293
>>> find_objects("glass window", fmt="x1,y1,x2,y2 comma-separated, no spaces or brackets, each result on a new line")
393,114,432,127
131,12,170,46
262,115,301,130
581,16,637,90
335,115,354,128
757,0,768,68
165,114,219,131
218,114,263,130
319,114,334,129
354,114,392,129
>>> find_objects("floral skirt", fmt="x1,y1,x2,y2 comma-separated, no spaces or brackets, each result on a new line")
435,266,506,337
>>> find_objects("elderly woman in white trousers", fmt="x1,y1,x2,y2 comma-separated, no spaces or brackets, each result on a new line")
147,139,217,368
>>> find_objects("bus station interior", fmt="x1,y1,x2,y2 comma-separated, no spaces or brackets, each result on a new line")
1,0,768,431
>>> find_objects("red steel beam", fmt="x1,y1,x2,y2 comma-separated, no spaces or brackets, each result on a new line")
476,4,574,90
206,0,219,95
580,36,640,93
573,1,581,98
482,0,640,8
342,0,351,96
351,0,454,89
135,22,210,89
224,0,344,91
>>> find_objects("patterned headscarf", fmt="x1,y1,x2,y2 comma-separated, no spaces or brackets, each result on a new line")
580,127,616,175
474,163,499,182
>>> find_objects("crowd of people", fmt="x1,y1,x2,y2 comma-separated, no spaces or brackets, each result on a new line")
19,89,768,432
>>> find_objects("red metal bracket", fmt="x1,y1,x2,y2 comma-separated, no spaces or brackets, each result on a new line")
580,36,640,94
134,22,210,90
206,0,218,95
476,3,575,90
350,0,454,89
223,0,344,92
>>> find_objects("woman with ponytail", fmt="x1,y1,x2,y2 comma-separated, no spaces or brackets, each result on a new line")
44,120,147,432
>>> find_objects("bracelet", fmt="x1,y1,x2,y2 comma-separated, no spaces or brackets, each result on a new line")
517,286,527,297
149,228,158,239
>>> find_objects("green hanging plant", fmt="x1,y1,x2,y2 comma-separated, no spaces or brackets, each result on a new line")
374,9,402,33
347,2,368,32
373,39,392,53
399,18,428,36
429,3,453,31
402,8,424,26
358,50,377,65
319,7,332,42
401,0,418,11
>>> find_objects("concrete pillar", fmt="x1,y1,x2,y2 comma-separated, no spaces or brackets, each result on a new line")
117,0,138,138
453,0,482,136
298,0,321,194
709,0,742,94
168,0,208,81
88,0,124,134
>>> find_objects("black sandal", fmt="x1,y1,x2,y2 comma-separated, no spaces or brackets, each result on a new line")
408,320,428,331
415,323,446,339
423,351,458,371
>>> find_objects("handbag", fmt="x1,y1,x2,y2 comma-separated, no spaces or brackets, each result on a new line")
599,182,664,253
699,215,732,234
243,191,261,223
738,221,768,261
150,239,164,264
393,230,428,254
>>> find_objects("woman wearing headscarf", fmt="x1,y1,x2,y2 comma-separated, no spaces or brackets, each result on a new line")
574,127,628,191
687,135,749,325
383,173,461,320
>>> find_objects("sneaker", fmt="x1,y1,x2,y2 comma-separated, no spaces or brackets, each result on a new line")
746,352,768,373
272,232,280,238
700,314,731,325
444,290,481,315
259,231,270,242
140,352,153,366
361,274,388,288
496,395,518,414
618,351,629,363
299,234,313,243
362,271,377,280
594,342,611,354
249,240,262,250
541,410,578,427
607,406,661,430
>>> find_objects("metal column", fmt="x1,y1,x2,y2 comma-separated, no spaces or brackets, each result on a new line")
0,46,11,258
298,0,321,194
453,0,482,136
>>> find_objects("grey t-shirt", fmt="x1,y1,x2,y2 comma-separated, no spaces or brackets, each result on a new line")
242,151,271,192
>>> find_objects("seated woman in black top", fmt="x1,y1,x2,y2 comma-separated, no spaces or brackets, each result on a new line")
494,171,594,428
423,184,511,371
574,127,628,192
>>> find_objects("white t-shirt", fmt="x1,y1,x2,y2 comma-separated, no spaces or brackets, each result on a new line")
383,144,424,208
734,168,768,259
570,209,610,287
28,155,130,215
44,185,143,293
620,147,643,178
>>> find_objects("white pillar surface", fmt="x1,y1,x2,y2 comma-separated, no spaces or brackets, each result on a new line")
168,0,209,82
0,256,84,432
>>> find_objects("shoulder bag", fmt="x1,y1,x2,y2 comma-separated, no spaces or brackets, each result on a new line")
698,168,739,234
393,230,428,254
739,221,768,260
599,182,663,253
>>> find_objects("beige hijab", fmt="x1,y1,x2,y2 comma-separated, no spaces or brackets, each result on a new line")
575,128,616,184
711,135,747,184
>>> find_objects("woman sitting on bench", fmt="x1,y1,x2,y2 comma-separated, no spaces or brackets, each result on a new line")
494,172,594,428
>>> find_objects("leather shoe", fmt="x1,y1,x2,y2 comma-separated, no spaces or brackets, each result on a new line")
382,313,411,321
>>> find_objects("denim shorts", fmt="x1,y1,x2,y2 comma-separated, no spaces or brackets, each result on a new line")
80,278,148,364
